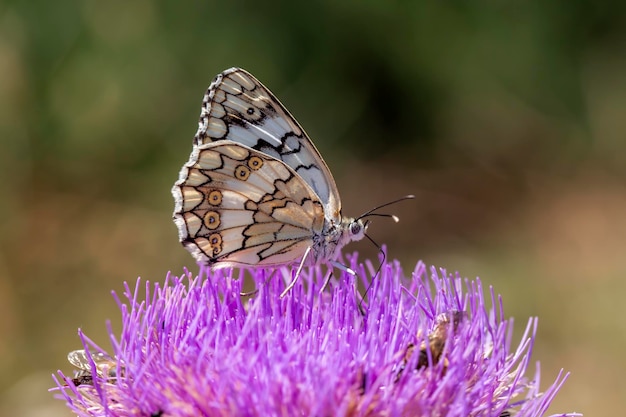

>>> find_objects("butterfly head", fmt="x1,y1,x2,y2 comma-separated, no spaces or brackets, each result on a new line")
344,217,369,243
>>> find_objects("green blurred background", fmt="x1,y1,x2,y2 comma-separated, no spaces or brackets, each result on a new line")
1,0,624,415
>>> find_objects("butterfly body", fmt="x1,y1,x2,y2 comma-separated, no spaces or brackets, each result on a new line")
173,68,368,271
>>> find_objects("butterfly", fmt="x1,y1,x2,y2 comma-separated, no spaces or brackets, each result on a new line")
172,68,410,294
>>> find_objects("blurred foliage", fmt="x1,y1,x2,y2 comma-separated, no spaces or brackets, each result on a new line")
1,0,626,415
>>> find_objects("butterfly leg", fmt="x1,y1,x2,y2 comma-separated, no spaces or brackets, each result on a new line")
329,261,370,315
240,288,259,297
238,268,260,297
239,268,276,297
329,261,357,276
280,246,312,298
319,261,357,293
319,268,333,294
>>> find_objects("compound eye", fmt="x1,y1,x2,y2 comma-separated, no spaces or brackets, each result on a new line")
350,222,361,235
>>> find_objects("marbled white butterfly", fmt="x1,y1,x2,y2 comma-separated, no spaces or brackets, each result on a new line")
172,68,409,294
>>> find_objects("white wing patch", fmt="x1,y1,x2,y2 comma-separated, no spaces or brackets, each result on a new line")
194,67,340,215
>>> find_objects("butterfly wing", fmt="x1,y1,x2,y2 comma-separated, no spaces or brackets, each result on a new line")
173,141,326,267
194,67,341,218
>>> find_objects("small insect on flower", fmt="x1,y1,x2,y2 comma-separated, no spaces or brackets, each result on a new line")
396,310,466,380
67,349,119,386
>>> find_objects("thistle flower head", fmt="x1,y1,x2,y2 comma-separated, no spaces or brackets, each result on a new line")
53,254,579,417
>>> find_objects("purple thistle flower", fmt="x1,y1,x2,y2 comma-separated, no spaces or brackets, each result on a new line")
52,254,580,417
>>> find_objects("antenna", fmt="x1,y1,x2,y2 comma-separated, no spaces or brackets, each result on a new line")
357,195,415,314
357,195,414,221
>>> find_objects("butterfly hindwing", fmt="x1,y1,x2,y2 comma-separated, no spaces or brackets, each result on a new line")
173,141,326,266
194,67,341,216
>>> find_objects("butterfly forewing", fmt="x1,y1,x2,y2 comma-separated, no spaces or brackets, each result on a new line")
195,67,340,215
173,141,326,266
